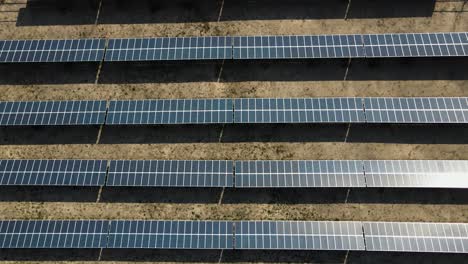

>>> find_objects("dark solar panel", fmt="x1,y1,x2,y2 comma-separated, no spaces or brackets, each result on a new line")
232,35,365,59
234,98,365,123
235,160,365,188
363,222,468,253
0,160,107,186
235,221,365,250
363,160,468,188
363,32,468,58
363,97,468,123
106,99,233,125
0,39,105,63
0,220,109,248
107,220,233,249
105,37,233,61
107,160,234,187
0,100,107,126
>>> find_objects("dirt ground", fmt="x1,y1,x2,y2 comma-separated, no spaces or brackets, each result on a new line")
1,0,468,263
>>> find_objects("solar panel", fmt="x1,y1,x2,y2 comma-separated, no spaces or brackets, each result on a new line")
106,99,233,125
0,220,109,248
0,39,106,63
363,97,468,123
363,32,468,58
235,221,365,250
235,160,365,188
107,160,234,187
0,100,107,126
234,98,365,123
363,160,468,188
105,37,232,61
363,222,468,253
0,160,107,186
232,35,365,59
107,220,233,249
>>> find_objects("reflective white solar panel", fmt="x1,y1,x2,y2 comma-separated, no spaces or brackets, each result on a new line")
105,37,232,61
364,97,468,123
106,99,233,125
363,33,468,58
0,39,105,63
107,160,234,187
0,100,107,126
235,221,365,250
107,220,233,249
0,220,109,248
235,160,365,188
233,35,365,59
0,160,107,186
363,160,468,188
234,98,365,123
364,222,468,253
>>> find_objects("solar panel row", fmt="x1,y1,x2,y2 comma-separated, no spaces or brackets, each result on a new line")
1,33,467,63
235,160,468,188
2,160,467,188
106,99,234,125
1,220,467,253
105,37,232,61
1,98,467,126
0,100,107,126
0,159,107,186
0,39,106,63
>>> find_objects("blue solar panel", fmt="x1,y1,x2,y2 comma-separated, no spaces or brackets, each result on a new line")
363,97,468,123
107,220,234,249
363,160,468,188
0,39,106,63
363,32,468,58
234,98,365,123
107,160,234,187
0,220,109,248
235,160,365,188
105,37,233,61
364,222,468,253
0,100,107,126
106,99,233,125
0,160,107,186
233,35,365,59
235,221,365,250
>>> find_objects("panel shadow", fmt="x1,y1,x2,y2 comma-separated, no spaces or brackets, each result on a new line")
221,59,349,83
101,249,346,263
348,251,468,264
3,58,465,85
15,0,436,26
98,124,349,144
0,249,100,261
0,126,99,145
224,189,468,205
1,249,466,262
222,188,350,204
0,186,99,202
98,124,468,145
2,124,467,145
347,57,468,81
346,0,436,19
98,61,221,84
347,188,468,205
99,125,224,144
16,0,98,26
347,124,468,144
0,63,98,85
100,187,223,203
